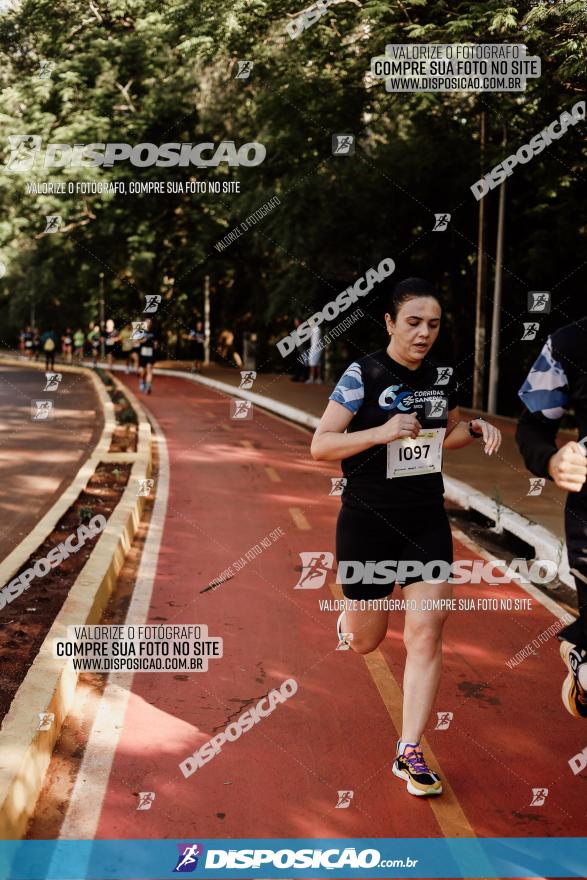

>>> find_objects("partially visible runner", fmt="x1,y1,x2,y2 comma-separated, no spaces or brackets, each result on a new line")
73,327,85,361
217,329,243,368
516,318,587,719
136,318,158,394
311,277,502,797
61,327,73,364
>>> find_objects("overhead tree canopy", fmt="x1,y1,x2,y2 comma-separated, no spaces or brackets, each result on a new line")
0,0,585,411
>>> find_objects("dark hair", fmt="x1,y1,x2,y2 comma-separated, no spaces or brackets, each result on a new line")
387,277,441,321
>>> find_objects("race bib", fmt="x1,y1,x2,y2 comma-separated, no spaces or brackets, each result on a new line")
140,345,153,357
386,427,446,479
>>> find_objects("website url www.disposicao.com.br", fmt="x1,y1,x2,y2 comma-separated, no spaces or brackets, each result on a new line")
202,847,418,870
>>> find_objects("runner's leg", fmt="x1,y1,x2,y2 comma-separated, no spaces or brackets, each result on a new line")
401,579,452,742
341,607,389,654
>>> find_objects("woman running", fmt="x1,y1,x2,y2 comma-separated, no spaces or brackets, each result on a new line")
311,277,502,797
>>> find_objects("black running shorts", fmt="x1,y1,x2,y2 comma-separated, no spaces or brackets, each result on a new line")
335,502,453,600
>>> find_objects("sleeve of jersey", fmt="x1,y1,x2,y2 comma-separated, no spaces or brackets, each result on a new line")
517,337,570,419
329,362,364,415
516,337,569,478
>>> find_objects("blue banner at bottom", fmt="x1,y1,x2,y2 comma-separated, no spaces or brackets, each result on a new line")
0,838,585,879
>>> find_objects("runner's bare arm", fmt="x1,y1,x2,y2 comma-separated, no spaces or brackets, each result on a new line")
311,400,420,462
443,407,501,455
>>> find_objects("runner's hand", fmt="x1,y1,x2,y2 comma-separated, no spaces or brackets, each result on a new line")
548,442,587,492
375,413,421,444
471,418,502,456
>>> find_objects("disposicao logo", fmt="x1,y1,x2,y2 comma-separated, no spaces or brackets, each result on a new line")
2,135,266,172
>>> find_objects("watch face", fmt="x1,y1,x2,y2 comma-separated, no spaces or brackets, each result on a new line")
378,384,415,413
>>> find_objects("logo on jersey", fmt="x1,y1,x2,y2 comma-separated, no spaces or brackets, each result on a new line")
378,384,414,412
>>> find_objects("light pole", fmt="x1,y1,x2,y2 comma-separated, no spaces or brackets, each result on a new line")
473,110,487,410
488,125,507,416
99,272,105,361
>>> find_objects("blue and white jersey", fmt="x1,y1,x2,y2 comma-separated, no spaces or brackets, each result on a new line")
328,349,458,511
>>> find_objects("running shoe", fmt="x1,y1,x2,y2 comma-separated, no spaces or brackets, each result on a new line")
139,380,145,393
392,741,442,796
560,640,587,719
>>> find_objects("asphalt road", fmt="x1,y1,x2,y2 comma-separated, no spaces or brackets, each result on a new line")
0,364,103,561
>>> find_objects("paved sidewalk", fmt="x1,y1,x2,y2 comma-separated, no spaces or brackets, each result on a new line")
156,360,569,541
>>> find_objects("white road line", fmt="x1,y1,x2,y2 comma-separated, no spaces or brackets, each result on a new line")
56,410,170,841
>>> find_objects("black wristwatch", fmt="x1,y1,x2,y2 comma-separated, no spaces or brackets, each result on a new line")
468,418,484,439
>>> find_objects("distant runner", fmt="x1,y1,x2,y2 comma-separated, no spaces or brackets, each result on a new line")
136,318,158,394
311,277,502,797
41,327,58,371
73,327,85,361
103,319,119,368
31,327,41,362
61,327,73,364
22,326,33,359
189,321,205,374
88,324,101,365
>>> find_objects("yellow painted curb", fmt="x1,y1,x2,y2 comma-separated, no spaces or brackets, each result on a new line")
0,363,152,839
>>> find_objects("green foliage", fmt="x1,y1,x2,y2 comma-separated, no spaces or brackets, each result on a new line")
78,505,95,524
0,0,585,411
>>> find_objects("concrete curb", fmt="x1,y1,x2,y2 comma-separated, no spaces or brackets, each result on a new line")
157,367,575,591
0,365,152,839
443,476,572,587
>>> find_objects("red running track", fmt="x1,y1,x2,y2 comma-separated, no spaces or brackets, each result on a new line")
75,374,587,841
